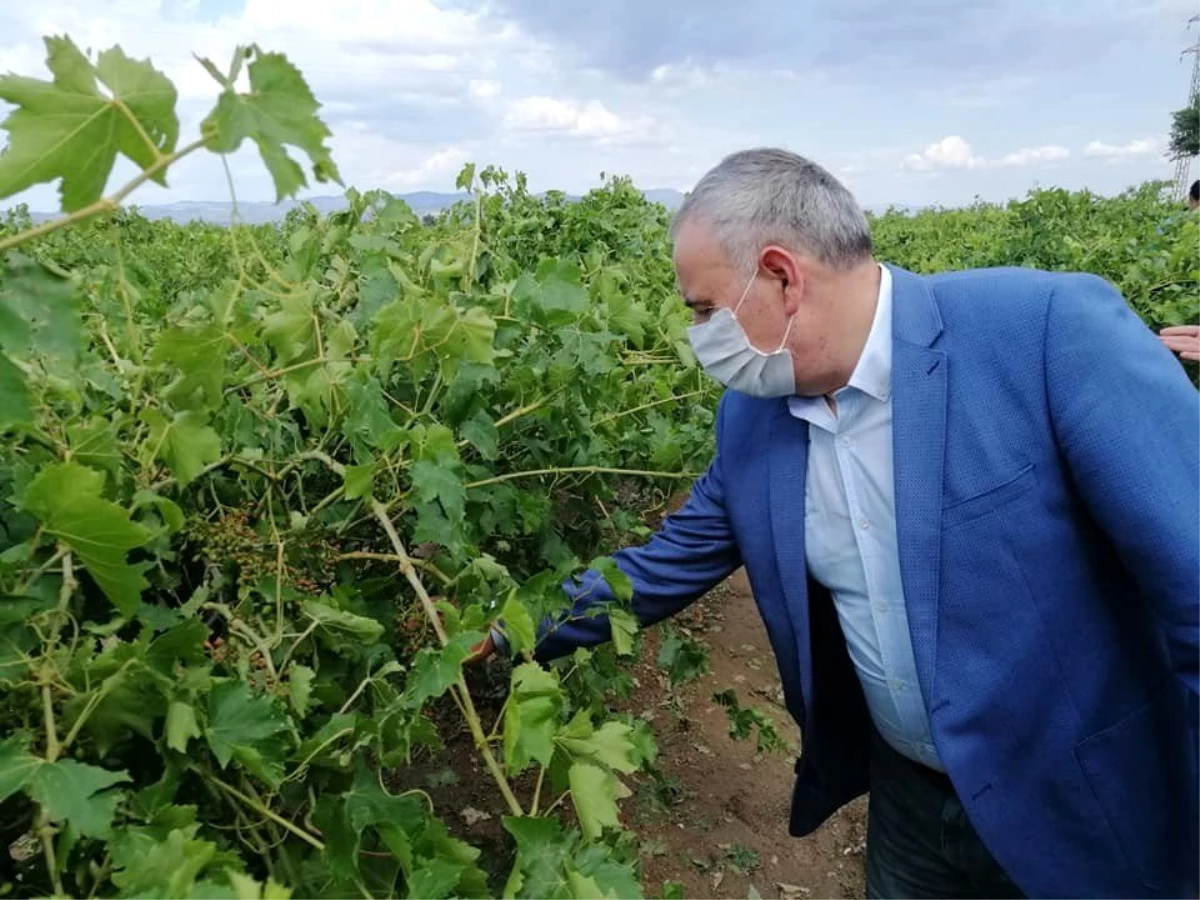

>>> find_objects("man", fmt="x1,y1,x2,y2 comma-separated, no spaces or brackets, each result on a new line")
476,149,1200,899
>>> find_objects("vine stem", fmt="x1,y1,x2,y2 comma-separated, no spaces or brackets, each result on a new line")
206,773,326,851
0,138,207,254
35,553,75,898
335,551,451,586
369,498,524,818
464,465,696,490
593,389,707,425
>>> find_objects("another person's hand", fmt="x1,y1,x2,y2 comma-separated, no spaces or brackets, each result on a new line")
1159,325,1200,363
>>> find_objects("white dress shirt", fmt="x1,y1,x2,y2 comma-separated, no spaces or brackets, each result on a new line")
788,265,943,771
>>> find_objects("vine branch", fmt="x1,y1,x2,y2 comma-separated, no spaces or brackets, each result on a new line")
369,498,524,818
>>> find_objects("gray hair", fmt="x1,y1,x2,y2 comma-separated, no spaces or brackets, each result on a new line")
671,148,873,273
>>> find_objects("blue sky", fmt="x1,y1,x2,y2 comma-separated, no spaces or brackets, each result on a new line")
1,0,1196,213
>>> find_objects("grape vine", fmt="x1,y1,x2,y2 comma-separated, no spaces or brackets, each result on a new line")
0,37,710,899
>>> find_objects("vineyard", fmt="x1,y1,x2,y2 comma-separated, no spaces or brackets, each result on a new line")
0,39,1196,900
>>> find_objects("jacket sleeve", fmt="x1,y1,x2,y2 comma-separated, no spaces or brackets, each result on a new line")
531,393,742,663
1044,273,1200,696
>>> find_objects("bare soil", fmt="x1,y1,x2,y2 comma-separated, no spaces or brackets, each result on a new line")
403,567,867,900
621,569,868,900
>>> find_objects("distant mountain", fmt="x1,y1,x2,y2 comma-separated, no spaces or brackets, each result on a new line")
18,187,688,226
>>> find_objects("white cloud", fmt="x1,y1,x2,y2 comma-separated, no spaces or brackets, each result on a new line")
904,135,980,170
994,145,1071,167
383,146,471,189
904,136,1070,171
469,79,501,101
502,96,654,141
1084,137,1162,158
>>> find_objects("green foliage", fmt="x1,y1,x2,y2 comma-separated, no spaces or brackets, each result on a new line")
0,36,178,210
869,181,1200,381
712,690,789,755
0,38,699,900
656,626,712,687
1169,97,1199,161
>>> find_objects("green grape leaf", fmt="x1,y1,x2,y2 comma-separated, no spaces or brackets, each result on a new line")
21,462,151,616
447,306,497,367
590,557,633,603
567,762,627,840
0,736,40,802
145,619,210,677
459,410,500,461
413,501,459,549
573,844,643,899
226,871,293,900
513,265,588,327
342,462,376,500
410,460,466,523
503,663,563,774
656,625,711,687
111,827,218,897
151,323,227,411
205,680,289,769
502,816,574,900
200,46,340,201
287,664,315,717
608,608,637,657
406,858,464,900
404,632,481,709
141,409,223,486
165,700,201,753
604,293,653,347
261,291,314,364
557,718,638,774
566,869,616,900
301,597,385,648
0,253,83,363
28,759,130,837
0,36,178,210
0,353,31,430
499,592,536,658
132,489,186,533
67,418,123,477
343,375,402,454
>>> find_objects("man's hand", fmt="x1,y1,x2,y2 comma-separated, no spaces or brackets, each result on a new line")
1159,325,1200,363
464,630,497,666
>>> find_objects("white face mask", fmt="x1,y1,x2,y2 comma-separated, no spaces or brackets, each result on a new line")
686,269,797,397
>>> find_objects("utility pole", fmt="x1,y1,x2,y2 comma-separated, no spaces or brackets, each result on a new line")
1173,15,1199,198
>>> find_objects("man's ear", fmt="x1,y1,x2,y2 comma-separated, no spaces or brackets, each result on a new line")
759,245,804,314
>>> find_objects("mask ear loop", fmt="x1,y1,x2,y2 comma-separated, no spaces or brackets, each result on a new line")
732,269,758,316
775,311,797,353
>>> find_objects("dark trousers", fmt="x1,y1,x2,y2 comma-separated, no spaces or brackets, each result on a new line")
866,729,1025,899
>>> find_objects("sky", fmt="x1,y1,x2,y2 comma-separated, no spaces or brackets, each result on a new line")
1,0,1197,213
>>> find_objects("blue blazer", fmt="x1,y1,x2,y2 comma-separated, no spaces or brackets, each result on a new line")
534,265,1200,899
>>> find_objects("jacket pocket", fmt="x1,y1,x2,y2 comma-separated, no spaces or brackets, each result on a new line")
1073,678,1195,891
942,463,1036,529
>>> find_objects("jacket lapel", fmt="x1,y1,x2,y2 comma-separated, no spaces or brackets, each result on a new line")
769,404,815,708
888,265,948,706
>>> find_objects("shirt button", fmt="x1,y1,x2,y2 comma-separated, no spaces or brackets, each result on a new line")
859,519,870,530
873,601,888,612
840,435,851,447
890,679,907,690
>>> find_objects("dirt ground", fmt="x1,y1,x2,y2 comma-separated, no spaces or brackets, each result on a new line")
405,567,868,900
622,569,868,900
